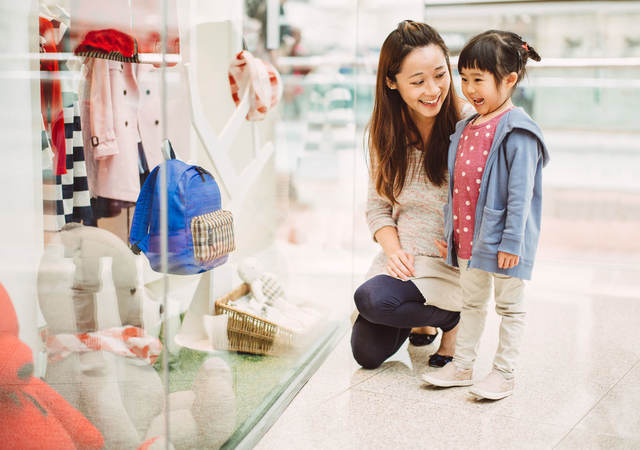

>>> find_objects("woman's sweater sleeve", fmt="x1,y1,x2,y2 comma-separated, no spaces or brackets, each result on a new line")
366,175,396,240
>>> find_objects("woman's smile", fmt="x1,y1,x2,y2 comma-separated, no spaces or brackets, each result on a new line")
419,93,441,106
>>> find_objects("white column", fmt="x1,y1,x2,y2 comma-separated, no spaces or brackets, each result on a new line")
0,0,44,354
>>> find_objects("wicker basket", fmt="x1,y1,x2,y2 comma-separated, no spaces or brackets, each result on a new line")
214,283,296,355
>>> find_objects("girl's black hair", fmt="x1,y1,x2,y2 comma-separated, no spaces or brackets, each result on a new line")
458,30,541,87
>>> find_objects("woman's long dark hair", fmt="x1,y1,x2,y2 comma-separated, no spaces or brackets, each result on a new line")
368,20,460,204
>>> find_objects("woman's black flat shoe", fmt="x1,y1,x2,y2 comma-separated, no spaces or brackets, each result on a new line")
408,330,438,346
428,353,453,367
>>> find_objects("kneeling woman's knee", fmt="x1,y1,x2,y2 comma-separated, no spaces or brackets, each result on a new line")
353,283,373,314
351,338,384,370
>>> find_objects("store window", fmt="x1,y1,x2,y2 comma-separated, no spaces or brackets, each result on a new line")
0,0,356,448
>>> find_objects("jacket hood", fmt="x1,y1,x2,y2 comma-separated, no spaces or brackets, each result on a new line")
454,107,550,166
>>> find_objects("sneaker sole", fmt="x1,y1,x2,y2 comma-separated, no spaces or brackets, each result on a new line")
421,374,473,387
468,387,513,400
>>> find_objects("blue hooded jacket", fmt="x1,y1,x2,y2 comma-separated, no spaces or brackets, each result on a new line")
444,107,550,280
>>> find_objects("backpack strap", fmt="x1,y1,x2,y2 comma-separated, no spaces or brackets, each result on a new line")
129,166,159,254
161,139,176,161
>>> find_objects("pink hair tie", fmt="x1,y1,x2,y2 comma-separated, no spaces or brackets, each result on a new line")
522,43,529,51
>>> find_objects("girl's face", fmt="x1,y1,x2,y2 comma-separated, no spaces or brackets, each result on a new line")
387,44,451,126
459,68,514,116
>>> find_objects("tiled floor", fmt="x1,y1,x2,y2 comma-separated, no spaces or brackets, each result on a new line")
256,257,640,449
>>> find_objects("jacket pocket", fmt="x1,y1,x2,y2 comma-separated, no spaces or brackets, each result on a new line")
475,206,505,252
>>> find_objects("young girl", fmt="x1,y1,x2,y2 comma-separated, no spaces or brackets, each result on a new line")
422,30,549,400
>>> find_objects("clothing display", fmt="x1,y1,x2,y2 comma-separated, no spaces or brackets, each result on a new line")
39,16,66,176
27,3,333,448
74,28,140,62
40,8,93,230
42,114,66,231
79,57,163,203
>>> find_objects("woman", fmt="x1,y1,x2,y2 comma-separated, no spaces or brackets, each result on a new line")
352,20,471,370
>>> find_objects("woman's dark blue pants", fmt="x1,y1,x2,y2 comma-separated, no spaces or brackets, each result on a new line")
351,275,460,369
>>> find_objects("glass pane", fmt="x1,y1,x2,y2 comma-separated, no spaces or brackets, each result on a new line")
0,0,355,448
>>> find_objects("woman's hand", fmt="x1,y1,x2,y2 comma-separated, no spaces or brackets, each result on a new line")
434,239,448,260
385,248,415,280
498,251,519,269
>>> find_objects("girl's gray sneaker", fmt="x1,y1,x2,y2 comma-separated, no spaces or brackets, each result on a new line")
422,362,473,387
469,370,514,400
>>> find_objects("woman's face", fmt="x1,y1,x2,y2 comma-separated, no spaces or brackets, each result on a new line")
387,44,451,126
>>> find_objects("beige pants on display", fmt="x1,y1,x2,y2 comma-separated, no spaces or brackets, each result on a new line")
453,259,526,379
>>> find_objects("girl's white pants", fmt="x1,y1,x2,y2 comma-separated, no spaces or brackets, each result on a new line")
453,259,526,379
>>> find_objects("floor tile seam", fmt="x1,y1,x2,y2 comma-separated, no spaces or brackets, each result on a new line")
552,358,640,449
281,366,395,413
311,365,396,407
349,365,394,386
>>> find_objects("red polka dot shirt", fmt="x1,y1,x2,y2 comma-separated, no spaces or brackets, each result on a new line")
452,108,512,259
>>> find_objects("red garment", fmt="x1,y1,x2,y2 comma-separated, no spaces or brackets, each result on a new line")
452,108,513,258
0,283,104,450
40,17,66,175
74,28,138,58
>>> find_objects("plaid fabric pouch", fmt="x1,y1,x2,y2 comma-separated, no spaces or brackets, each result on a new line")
190,210,235,262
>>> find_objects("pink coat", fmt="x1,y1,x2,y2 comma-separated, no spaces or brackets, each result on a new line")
81,59,163,202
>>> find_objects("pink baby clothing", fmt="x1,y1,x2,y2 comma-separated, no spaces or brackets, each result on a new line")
452,108,512,259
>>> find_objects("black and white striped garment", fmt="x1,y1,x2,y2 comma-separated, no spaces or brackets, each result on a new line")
42,114,65,231
42,99,93,231
61,99,92,223
41,18,92,231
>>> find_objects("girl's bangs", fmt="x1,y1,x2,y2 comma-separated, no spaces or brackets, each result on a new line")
457,40,497,74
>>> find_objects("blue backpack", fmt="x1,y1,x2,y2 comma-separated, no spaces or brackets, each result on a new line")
129,157,235,275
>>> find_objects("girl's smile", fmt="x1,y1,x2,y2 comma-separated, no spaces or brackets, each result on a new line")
459,68,515,119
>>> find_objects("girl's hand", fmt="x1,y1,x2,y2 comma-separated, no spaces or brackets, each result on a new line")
434,239,448,260
498,251,519,269
386,249,415,280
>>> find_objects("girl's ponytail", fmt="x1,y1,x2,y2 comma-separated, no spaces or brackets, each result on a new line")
520,41,541,63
